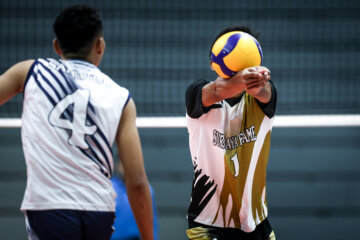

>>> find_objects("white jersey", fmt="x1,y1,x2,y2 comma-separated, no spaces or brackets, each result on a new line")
185,79,277,233
20,58,129,212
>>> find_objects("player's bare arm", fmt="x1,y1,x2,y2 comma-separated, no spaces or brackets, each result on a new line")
201,69,248,107
116,98,154,240
202,66,271,107
0,60,34,105
244,66,272,104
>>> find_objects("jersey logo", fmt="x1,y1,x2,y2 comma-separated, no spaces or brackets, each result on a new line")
213,125,257,150
49,89,97,149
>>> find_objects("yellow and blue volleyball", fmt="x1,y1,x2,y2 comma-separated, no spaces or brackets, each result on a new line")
210,31,263,78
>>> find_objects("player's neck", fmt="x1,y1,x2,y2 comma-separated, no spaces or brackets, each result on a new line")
61,54,98,66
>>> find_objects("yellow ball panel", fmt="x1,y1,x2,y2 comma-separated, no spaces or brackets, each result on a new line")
211,31,243,56
211,62,230,79
238,36,259,56
223,48,246,72
246,51,262,68
224,35,260,71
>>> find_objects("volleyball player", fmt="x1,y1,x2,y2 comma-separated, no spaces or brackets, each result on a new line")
185,26,277,240
0,5,153,240
110,162,159,240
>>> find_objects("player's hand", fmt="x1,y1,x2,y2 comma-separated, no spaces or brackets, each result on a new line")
226,67,257,96
243,66,271,96
207,66,271,103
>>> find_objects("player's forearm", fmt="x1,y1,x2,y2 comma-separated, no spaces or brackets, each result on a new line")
127,180,154,240
247,81,272,104
0,72,22,105
201,81,222,107
202,77,245,107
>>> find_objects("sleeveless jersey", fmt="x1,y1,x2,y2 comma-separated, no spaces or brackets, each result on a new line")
20,58,130,212
185,80,277,233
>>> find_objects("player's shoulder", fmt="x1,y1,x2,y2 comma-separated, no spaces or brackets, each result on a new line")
28,58,67,73
5,59,37,92
11,59,36,72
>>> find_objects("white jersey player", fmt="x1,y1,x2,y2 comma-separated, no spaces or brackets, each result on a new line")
0,5,153,240
21,58,126,212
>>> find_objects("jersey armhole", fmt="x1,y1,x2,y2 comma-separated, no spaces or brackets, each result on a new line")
23,59,39,97
122,92,131,113
186,79,221,119
255,80,277,118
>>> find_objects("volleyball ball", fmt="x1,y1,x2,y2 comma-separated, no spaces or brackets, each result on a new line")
210,31,263,78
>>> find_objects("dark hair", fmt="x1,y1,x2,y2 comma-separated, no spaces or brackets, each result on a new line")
53,4,103,58
209,25,260,59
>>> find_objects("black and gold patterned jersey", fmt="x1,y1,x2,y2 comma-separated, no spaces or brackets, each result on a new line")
185,79,277,233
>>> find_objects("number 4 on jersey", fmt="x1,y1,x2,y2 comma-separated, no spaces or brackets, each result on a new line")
49,89,97,149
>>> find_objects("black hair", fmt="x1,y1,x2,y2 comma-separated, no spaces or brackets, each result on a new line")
209,25,260,60
53,4,103,58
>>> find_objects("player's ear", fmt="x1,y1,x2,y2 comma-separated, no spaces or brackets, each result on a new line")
209,61,215,71
93,37,106,66
95,37,106,55
53,39,62,56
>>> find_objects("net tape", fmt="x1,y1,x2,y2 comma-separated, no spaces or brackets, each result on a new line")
1,115,359,128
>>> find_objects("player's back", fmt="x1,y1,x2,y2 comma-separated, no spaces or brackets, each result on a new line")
20,58,129,212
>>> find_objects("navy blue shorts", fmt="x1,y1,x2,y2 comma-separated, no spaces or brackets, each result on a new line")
25,209,115,240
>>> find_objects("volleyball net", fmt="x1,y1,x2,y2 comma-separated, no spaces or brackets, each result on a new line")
0,0,359,123
1,115,360,128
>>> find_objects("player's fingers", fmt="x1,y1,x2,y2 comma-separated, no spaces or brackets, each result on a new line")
261,72,271,81
255,66,271,74
243,71,261,80
265,74,271,81
246,78,267,87
246,81,265,89
246,67,257,72
255,72,270,82
246,84,262,90
247,82,266,90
